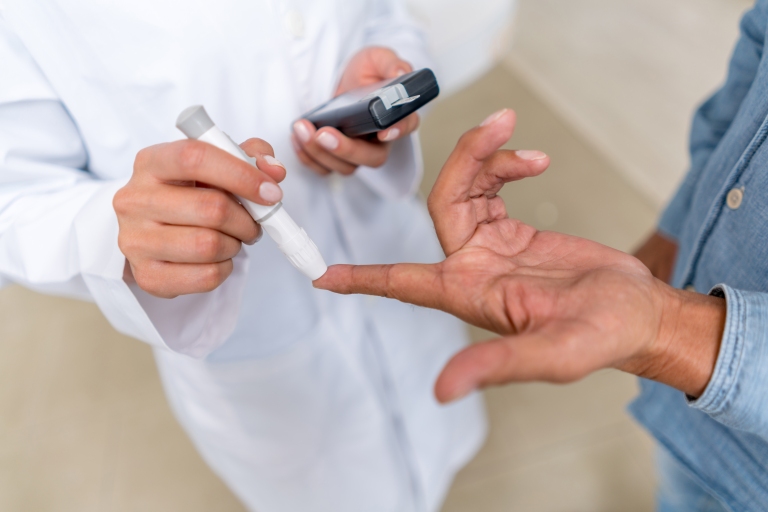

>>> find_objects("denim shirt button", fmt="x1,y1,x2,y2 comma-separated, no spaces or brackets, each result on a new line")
685,285,696,292
726,187,744,210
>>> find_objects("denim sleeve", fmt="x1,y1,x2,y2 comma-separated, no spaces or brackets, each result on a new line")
659,0,768,240
688,284,768,440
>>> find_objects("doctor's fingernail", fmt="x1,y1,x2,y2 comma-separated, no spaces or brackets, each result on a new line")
444,383,477,403
293,121,311,143
263,155,286,168
317,132,339,151
480,109,509,127
259,182,283,204
246,227,264,245
515,150,547,161
380,128,400,142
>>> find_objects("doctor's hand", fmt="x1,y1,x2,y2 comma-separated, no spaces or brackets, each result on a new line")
315,109,726,403
292,47,419,176
114,138,286,298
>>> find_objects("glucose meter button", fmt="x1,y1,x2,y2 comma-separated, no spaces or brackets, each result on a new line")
284,9,305,39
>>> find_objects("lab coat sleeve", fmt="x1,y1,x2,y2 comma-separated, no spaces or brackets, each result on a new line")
352,0,433,200
658,0,767,241
0,21,246,358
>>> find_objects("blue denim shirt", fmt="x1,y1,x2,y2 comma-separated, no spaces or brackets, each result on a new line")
628,2,768,510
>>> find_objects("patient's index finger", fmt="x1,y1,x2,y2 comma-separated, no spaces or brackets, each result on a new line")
314,263,446,310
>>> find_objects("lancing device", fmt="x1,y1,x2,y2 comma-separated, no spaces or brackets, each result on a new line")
176,105,327,281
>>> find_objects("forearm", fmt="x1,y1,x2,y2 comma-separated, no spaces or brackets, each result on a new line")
621,283,726,398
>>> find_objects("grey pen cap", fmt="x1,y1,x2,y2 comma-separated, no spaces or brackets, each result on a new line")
176,105,214,139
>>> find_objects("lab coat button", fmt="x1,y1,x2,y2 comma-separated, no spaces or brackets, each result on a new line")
726,188,744,210
284,9,305,39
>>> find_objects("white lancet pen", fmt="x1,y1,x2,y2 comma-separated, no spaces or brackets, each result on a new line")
176,105,327,281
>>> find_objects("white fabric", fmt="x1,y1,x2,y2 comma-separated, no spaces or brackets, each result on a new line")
406,0,518,96
0,1,486,511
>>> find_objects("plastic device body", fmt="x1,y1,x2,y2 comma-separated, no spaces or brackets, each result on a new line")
302,68,439,137
176,106,327,281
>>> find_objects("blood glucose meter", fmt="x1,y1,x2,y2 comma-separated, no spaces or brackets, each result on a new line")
302,68,439,138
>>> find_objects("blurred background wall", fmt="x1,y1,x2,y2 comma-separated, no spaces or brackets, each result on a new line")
505,0,752,206
0,0,754,510
408,0,752,205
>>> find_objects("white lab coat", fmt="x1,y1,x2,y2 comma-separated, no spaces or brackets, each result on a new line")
0,0,485,512
0,1,486,511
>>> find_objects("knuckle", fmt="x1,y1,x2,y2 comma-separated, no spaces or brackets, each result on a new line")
201,193,230,227
178,140,207,173
133,147,152,172
199,262,231,292
194,230,223,260
112,187,130,215
117,229,145,258
116,232,132,256
132,265,162,296
134,261,181,299
113,185,144,217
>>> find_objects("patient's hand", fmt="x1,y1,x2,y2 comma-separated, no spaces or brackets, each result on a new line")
315,110,724,403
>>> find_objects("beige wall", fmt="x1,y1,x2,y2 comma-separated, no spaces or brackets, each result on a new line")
506,0,753,207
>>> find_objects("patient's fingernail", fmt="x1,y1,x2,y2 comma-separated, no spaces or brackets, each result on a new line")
317,132,339,151
293,121,311,143
263,155,286,168
515,150,547,160
380,128,400,142
480,109,508,127
259,182,283,204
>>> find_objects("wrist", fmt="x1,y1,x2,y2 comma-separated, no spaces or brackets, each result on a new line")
628,282,726,397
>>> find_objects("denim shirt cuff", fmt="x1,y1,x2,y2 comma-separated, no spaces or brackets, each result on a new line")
688,284,768,438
